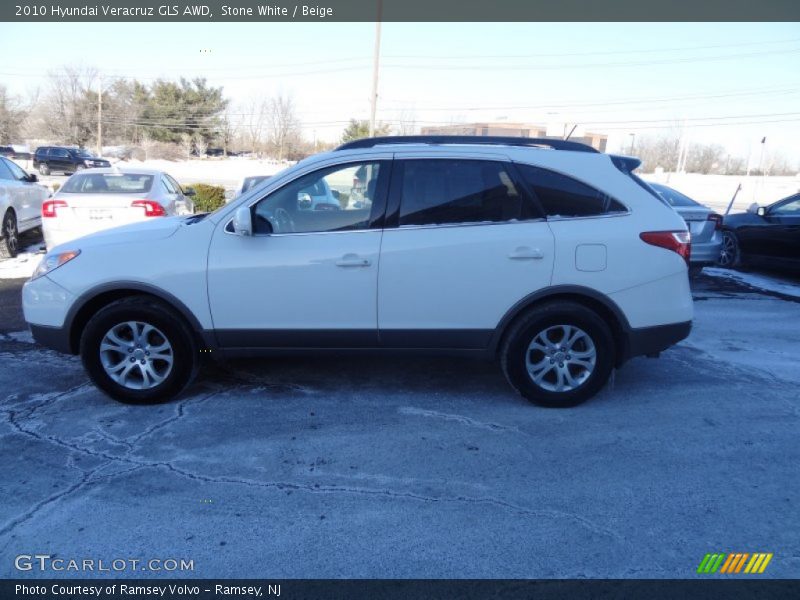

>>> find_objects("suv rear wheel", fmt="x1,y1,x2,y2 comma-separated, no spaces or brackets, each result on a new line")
38,163,50,176
80,296,198,404
501,301,614,407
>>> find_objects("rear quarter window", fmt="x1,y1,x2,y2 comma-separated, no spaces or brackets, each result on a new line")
516,164,627,218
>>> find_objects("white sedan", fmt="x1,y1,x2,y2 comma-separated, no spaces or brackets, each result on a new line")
0,156,49,258
43,167,195,250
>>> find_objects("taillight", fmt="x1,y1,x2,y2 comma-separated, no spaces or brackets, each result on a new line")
42,200,68,218
131,200,166,217
640,230,691,265
708,213,722,230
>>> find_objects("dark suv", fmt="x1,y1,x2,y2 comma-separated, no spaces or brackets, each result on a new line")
33,146,111,175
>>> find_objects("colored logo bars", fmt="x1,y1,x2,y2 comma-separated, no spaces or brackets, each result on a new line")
697,553,773,574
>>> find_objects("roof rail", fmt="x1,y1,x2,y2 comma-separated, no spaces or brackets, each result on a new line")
335,135,600,153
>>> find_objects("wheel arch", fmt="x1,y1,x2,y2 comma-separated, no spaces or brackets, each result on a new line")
490,285,632,366
65,282,211,354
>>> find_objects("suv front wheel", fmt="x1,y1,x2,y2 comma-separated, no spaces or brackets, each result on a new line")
501,301,614,408
80,296,198,404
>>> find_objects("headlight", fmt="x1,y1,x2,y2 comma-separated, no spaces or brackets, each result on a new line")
31,250,80,280
84,159,93,166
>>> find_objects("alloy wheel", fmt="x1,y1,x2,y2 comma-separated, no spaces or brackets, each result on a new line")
99,321,174,390
525,324,597,392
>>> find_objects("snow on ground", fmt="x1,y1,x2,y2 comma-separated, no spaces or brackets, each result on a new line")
703,267,800,299
0,243,43,280
686,279,800,386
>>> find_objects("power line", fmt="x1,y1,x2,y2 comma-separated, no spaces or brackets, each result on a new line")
2,45,800,81
3,37,798,76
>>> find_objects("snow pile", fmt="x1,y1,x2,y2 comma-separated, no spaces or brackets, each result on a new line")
0,244,43,280
703,267,800,299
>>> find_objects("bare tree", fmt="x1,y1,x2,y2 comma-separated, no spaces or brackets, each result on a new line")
193,134,208,157
242,97,267,155
180,133,193,159
0,85,29,143
629,133,681,173
685,143,725,175
266,93,300,160
42,66,98,146
219,108,238,155
395,107,417,135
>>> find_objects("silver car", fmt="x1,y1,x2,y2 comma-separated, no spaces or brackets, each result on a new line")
42,167,195,250
650,183,722,275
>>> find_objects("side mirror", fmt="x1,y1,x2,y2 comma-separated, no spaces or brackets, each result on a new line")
232,206,253,236
297,192,312,209
183,187,196,197
746,202,759,214
27,173,38,183
757,206,767,217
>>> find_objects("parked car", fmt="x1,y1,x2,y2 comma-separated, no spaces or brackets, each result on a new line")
24,135,692,407
0,156,49,257
33,146,111,175
231,175,271,200
648,183,722,275
0,145,33,161
42,168,195,249
719,193,800,272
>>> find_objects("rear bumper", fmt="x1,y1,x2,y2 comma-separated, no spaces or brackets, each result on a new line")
690,240,722,264
29,323,73,354
625,320,692,360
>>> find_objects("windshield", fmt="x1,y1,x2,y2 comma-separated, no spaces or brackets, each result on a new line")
74,150,96,158
61,173,154,194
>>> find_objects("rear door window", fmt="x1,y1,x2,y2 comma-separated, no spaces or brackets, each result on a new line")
397,159,530,227
516,164,627,218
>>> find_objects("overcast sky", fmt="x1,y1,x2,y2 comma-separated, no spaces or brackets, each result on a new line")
1,21,799,164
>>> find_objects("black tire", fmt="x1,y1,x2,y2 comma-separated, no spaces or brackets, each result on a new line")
0,210,19,259
688,265,703,279
79,296,199,404
718,230,740,268
500,301,615,408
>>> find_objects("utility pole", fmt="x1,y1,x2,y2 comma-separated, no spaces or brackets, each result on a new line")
368,0,383,138
96,74,103,156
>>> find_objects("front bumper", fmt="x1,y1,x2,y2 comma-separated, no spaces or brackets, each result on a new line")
625,320,692,360
23,274,76,353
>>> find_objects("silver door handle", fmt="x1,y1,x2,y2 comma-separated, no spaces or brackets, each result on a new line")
336,255,371,267
508,247,544,260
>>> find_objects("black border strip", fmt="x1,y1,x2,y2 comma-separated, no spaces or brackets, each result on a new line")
3,579,800,600
3,0,800,22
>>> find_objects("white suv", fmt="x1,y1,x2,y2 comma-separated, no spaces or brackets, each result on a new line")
23,136,693,407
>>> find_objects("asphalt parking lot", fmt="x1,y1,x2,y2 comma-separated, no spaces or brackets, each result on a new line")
0,273,798,579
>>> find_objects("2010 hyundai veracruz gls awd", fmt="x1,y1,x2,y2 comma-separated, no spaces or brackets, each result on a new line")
23,136,693,408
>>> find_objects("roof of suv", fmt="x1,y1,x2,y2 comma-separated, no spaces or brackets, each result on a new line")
336,135,599,154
